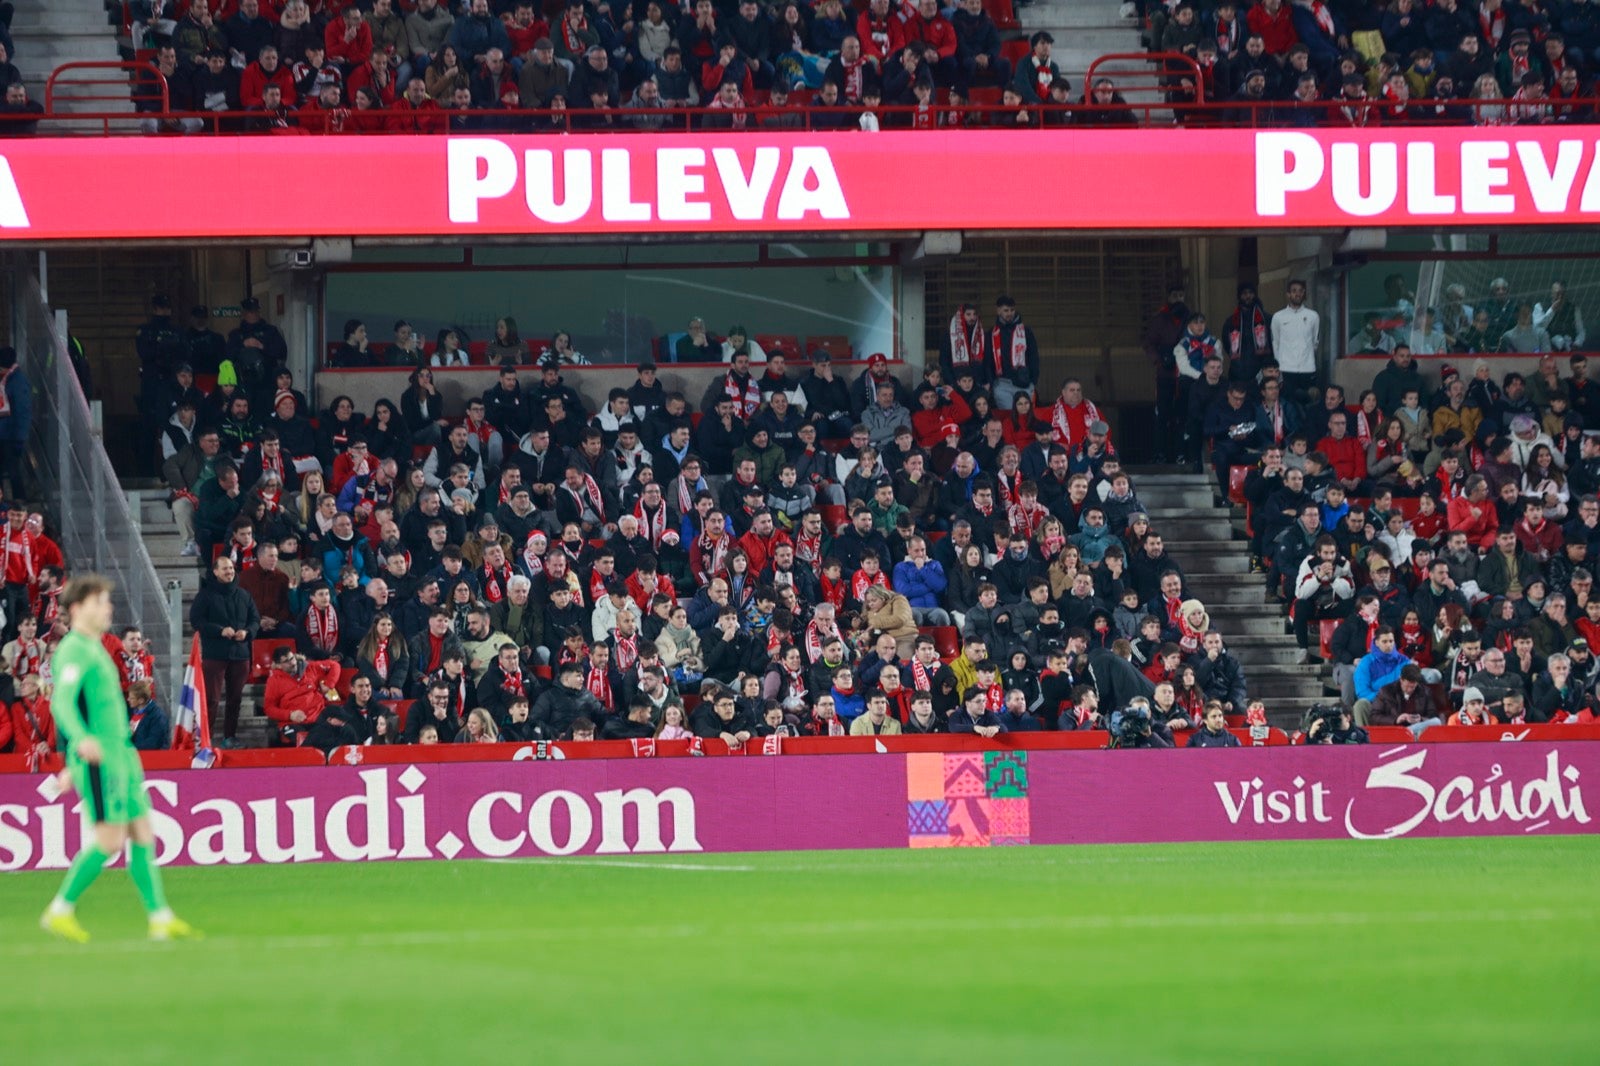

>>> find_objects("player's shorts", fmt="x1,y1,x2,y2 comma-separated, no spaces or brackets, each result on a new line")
69,749,150,826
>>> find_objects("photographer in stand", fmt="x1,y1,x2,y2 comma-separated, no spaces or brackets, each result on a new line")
1109,696,1174,749
1303,702,1369,745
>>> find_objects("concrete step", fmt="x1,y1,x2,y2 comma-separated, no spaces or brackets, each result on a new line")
1163,539,1243,556
1183,583,1271,605
1144,520,1234,541
1130,489,1218,510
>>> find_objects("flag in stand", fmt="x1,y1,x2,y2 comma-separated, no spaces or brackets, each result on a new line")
172,633,215,768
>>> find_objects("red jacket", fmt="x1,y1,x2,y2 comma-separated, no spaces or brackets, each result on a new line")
9,697,55,753
737,528,791,577
1447,496,1497,550
0,524,36,586
264,659,340,726
387,95,446,133
1246,2,1297,54
855,10,905,63
1316,434,1367,483
325,19,374,67
240,61,297,108
902,13,957,59
1514,517,1564,562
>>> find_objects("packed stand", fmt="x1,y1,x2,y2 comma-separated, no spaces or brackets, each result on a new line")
1133,0,1600,126
143,288,1292,751
1175,269,1600,730
112,0,1077,135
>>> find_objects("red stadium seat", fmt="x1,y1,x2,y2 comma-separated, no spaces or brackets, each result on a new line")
1318,619,1339,661
929,625,960,659
533,664,553,681
968,86,1003,106
248,638,296,683
820,504,848,534
806,334,852,360
986,0,1019,30
1000,37,1030,66
467,340,488,361
1228,465,1249,506
334,665,361,700
381,699,415,733
756,333,801,358
217,747,328,768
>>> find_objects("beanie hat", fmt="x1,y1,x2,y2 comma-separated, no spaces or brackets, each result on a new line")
216,360,238,387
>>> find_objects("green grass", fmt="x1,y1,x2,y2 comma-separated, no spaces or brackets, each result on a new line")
2,838,1597,1064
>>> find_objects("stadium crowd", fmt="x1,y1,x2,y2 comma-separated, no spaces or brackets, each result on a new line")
132,283,1318,753
9,0,1585,135
1156,269,1600,735
1136,0,1600,125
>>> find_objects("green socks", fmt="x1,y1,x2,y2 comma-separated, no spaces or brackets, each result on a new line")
127,842,168,916
58,844,109,906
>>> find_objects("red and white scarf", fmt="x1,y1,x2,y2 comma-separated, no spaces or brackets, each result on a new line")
1480,8,1505,49
500,665,526,699
1229,301,1268,356
1009,500,1048,539
635,498,670,548
697,532,729,584
523,534,548,578
1176,613,1204,656
464,416,494,452
991,321,1028,375
995,469,1022,509
259,448,284,487
911,656,935,691
613,633,639,672
851,569,888,603
804,620,839,663
1,524,34,585
562,473,607,524
794,529,822,567
674,475,702,516
985,683,1004,713
306,603,339,653
372,638,391,682
482,560,511,604
1308,0,1335,37
1050,397,1101,449
948,307,985,369
14,637,43,678
784,666,807,700
723,371,761,418
258,486,282,514
585,663,613,710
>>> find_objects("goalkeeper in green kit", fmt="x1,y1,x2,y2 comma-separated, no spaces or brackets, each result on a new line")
40,575,198,943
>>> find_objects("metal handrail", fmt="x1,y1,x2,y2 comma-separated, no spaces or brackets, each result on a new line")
45,59,168,112
1086,50,1206,103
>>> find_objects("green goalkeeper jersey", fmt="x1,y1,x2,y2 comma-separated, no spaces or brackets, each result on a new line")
51,629,134,756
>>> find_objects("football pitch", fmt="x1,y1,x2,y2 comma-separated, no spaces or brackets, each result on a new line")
2,837,1596,1064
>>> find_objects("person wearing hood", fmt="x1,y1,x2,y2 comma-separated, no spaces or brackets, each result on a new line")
1087,641,1156,711
162,398,200,464
1067,503,1118,565
1352,625,1412,709
190,555,260,748
1507,413,1558,469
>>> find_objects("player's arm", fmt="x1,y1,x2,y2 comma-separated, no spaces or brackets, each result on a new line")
50,650,99,761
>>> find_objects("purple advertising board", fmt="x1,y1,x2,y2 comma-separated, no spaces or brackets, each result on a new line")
0,743,1593,872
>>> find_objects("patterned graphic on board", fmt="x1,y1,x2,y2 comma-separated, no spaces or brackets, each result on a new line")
906,751,1030,847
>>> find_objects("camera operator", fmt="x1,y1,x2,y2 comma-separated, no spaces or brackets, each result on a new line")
1304,703,1368,745
1111,697,1174,749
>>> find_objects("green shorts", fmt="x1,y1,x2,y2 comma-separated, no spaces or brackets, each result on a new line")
70,748,150,826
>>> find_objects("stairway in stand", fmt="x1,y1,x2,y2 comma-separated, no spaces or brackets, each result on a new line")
130,486,273,747
1129,470,1323,730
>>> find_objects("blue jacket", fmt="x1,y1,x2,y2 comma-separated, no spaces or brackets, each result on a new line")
832,685,865,725
1070,524,1118,565
0,366,31,443
130,699,172,751
1354,648,1411,702
893,558,947,608
448,13,511,59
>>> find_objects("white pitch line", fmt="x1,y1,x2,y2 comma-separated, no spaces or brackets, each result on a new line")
1,909,1573,960
1378,745,1410,759
486,858,757,872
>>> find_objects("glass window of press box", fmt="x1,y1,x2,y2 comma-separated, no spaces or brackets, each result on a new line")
323,241,900,365
1343,231,1600,357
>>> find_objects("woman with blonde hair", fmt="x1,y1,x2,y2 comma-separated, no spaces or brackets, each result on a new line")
456,707,500,744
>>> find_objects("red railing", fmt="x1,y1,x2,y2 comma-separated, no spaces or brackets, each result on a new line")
9,60,1598,136
6,722,1598,773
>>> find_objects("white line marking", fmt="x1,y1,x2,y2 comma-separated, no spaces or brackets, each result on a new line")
1378,745,1410,759
1525,820,1550,833
486,858,756,872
